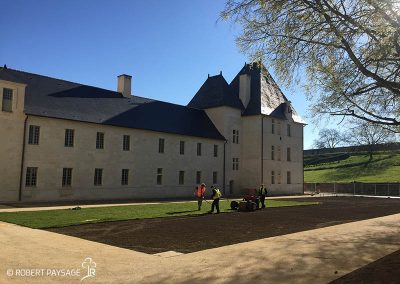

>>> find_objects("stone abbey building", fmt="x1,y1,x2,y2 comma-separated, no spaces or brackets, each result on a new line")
0,62,304,202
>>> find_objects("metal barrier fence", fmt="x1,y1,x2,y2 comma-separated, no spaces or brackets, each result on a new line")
304,182,400,196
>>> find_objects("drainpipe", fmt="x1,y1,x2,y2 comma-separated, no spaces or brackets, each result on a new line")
223,139,227,195
19,115,28,202
261,115,264,184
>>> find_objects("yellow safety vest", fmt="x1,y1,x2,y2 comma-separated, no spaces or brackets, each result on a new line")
213,188,222,199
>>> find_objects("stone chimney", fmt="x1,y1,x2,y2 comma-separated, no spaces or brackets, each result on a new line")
239,74,251,108
117,74,132,98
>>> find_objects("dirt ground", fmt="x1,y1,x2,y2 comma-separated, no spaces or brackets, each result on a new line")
47,197,400,254
47,197,400,283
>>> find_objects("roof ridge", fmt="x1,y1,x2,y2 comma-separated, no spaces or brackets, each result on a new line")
1,67,124,95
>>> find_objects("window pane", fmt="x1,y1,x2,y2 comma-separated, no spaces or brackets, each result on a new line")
159,138,164,153
28,126,40,145
96,132,104,149
26,167,38,187
157,168,163,185
65,129,74,147
180,141,185,155
121,169,129,185
94,168,103,186
196,171,201,184
197,143,202,156
213,171,217,184
179,171,185,185
62,168,72,187
123,135,130,151
214,145,218,157
2,88,13,112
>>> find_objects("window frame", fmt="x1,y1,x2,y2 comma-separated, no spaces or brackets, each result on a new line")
287,171,291,184
197,143,202,156
25,167,38,187
213,144,218,157
2,88,13,112
62,168,73,187
271,170,275,184
123,135,130,151
179,170,185,185
157,168,163,185
287,147,291,161
196,171,201,184
179,141,185,155
94,168,103,186
96,132,104,149
28,125,40,145
159,138,165,153
287,124,291,137
121,169,129,185
271,145,275,160
213,171,218,184
64,129,74,147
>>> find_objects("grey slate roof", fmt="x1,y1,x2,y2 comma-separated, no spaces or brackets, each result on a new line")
188,74,244,110
0,67,225,140
230,63,305,123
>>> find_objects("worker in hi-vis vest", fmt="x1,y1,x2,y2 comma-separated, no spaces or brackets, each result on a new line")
194,183,206,210
209,185,222,214
258,184,268,208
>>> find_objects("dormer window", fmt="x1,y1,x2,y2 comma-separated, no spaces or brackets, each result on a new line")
2,88,13,112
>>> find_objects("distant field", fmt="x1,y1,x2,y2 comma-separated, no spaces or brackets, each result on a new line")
304,152,400,183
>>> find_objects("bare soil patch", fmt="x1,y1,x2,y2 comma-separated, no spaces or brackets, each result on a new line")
47,197,400,254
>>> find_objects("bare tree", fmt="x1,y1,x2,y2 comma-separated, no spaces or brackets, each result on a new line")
313,128,344,148
344,120,396,159
221,0,400,131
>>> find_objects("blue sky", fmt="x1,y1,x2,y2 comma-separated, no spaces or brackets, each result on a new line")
1,0,320,149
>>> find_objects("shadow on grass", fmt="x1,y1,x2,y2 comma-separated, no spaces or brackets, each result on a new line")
305,155,394,172
166,210,198,215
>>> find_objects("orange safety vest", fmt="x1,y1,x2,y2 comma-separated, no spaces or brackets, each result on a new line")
196,186,206,198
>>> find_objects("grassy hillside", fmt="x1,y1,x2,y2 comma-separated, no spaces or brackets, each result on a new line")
304,152,400,183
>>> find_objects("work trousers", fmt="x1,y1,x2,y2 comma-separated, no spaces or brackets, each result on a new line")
260,195,266,208
211,198,220,213
197,197,203,210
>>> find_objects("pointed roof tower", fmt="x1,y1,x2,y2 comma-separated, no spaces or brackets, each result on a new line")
188,73,244,110
230,62,304,123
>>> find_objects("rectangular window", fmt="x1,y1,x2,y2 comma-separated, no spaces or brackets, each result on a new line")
287,171,291,184
213,171,218,184
277,146,281,161
123,135,130,151
96,132,104,149
271,119,275,134
28,125,40,145
233,129,239,144
196,171,201,184
197,143,202,156
94,168,103,186
157,168,163,185
159,138,165,153
180,141,185,155
277,121,281,135
271,145,275,160
121,169,129,185
271,171,275,184
287,124,291,137
62,168,72,187
232,158,239,171
277,171,281,184
25,167,38,187
2,88,13,112
287,147,291,161
64,129,74,147
179,171,185,185
214,145,218,157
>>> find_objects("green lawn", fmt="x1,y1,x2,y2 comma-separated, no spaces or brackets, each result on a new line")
0,200,318,229
304,152,400,183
